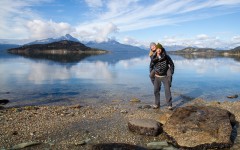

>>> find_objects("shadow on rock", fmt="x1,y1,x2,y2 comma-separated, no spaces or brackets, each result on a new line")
173,89,203,108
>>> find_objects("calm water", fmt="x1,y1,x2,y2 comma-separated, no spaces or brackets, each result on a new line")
1,53,240,107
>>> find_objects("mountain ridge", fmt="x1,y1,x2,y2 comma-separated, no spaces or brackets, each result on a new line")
169,46,240,55
25,34,79,45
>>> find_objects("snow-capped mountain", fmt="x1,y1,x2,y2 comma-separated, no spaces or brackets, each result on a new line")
86,39,147,53
25,34,79,45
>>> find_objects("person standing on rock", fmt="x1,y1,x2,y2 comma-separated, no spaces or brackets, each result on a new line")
151,43,174,110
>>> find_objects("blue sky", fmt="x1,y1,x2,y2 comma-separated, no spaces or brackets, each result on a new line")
1,0,240,48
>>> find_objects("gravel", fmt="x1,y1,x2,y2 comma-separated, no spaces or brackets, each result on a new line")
0,99,239,149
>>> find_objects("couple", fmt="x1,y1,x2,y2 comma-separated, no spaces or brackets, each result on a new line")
149,42,174,110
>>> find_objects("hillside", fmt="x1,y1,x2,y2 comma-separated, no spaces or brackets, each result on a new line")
86,40,146,53
226,46,240,55
169,47,218,54
84,40,147,63
8,40,107,54
8,40,108,63
25,34,79,45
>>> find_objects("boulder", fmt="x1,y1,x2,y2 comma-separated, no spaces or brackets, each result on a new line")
158,112,173,125
128,119,162,136
163,106,236,149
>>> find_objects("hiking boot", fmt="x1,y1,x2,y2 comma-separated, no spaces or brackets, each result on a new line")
167,106,173,110
151,104,159,109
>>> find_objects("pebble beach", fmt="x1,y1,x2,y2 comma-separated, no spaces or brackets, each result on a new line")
0,98,240,150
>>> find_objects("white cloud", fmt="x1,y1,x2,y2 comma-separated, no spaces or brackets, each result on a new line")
75,22,118,42
0,0,52,39
123,34,240,49
123,36,149,49
230,36,240,48
196,34,209,40
90,0,240,32
26,20,75,39
1,0,240,46
85,0,103,8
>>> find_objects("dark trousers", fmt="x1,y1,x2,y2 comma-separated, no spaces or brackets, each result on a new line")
154,76,172,107
149,69,155,85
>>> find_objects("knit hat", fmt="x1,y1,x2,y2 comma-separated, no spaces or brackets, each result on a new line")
149,42,156,48
156,43,163,50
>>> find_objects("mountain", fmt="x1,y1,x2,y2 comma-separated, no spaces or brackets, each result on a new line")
164,45,187,51
84,39,148,63
8,40,108,63
25,34,79,45
167,46,240,61
227,46,240,55
170,47,218,54
86,40,147,53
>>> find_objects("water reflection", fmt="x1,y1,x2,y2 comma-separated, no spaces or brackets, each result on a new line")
173,53,240,63
0,54,240,106
27,61,114,84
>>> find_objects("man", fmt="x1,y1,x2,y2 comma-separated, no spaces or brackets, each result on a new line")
151,43,174,110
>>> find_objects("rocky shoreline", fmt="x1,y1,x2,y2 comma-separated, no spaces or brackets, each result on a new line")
0,99,240,150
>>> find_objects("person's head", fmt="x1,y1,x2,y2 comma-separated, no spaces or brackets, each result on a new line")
156,43,165,55
156,47,162,55
156,43,163,50
150,42,156,51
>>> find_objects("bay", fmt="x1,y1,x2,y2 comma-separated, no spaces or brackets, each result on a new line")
0,52,240,107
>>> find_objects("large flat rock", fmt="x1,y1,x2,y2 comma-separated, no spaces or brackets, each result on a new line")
128,119,162,136
163,106,236,149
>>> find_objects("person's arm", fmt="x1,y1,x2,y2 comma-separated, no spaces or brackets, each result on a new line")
167,55,174,74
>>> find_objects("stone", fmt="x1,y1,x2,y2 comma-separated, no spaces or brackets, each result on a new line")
11,142,41,149
112,99,123,102
227,94,238,99
120,110,128,114
128,119,162,136
69,104,82,109
74,139,90,146
0,99,9,105
162,146,178,150
92,143,146,150
147,141,169,149
138,105,151,109
163,106,236,149
130,98,141,103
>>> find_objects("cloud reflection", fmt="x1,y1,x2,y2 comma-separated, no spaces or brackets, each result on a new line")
27,61,114,84
173,58,240,75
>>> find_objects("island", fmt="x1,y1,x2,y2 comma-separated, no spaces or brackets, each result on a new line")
8,40,108,63
168,46,240,61
169,46,240,55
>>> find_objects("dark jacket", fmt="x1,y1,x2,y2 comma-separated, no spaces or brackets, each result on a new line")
152,49,174,76
149,51,156,72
